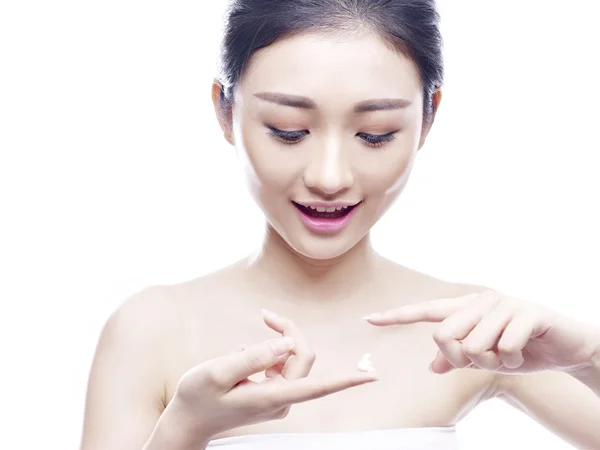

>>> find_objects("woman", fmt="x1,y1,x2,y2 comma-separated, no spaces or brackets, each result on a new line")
80,1,600,449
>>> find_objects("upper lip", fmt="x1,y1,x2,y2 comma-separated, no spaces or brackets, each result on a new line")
293,200,362,208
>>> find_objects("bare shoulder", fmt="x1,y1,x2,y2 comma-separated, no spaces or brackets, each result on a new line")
380,259,503,401
381,257,489,302
136,258,249,325
80,284,189,450
163,259,250,326
82,271,250,450
93,284,184,397
102,282,191,356
96,262,246,401
150,261,257,404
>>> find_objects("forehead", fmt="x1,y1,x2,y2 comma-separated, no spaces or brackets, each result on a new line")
238,31,423,108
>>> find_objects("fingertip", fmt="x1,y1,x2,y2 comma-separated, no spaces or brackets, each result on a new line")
262,309,286,333
353,367,380,382
363,372,380,382
364,318,396,327
362,316,386,325
262,308,278,320
430,353,455,374
362,313,381,320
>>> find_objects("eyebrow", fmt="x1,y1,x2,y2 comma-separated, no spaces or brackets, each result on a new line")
253,92,412,112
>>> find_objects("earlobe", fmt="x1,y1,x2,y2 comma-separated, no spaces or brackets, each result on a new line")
211,80,235,145
431,89,442,117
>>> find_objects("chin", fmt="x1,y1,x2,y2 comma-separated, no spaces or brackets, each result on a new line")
282,232,363,261
263,205,373,261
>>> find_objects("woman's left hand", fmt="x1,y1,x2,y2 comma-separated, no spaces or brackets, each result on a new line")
364,290,600,374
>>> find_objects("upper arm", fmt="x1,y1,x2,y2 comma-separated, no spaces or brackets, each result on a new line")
79,286,174,450
496,371,600,449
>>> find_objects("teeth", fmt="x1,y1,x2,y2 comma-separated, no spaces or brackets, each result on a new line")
306,205,349,210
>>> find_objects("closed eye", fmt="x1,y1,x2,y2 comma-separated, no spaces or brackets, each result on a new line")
266,126,399,148
356,131,397,148
266,126,307,144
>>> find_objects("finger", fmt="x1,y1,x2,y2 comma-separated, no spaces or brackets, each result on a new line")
264,405,290,420
430,351,477,374
265,353,290,378
262,309,316,380
497,311,539,369
364,293,480,326
265,366,282,379
432,294,499,368
233,378,255,388
260,371,379,408
462,300,518,350
226,344,247,356
265,352,291,378
207,336,296,390
463,348,502,371
461,301,517,370
429,351,456,374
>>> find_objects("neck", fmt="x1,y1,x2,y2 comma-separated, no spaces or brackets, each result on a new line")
244,225,384,305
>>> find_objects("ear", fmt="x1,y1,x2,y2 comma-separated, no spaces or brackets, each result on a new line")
418,88,442,150
211,79,234,145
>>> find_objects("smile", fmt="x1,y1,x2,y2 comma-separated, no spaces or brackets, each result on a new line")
292,201,362,233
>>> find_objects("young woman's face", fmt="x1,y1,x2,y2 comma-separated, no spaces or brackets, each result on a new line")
219,32,438,260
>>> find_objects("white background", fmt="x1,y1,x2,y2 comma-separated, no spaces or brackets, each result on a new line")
1,1,599,449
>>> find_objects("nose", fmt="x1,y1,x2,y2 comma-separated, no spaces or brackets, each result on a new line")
303,141,354,197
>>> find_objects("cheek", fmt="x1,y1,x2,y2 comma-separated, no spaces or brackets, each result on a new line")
237,120,301,193
355,144,416,197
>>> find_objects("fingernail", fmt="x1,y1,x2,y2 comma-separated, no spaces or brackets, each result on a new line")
362,313,380,320
271,336,295,356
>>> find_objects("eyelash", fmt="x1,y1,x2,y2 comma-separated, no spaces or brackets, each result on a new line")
266,127,397,148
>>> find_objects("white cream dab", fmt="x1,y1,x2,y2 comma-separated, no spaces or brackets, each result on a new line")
357,353,376,372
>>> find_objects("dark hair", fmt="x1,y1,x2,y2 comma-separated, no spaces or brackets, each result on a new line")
217,0,444,125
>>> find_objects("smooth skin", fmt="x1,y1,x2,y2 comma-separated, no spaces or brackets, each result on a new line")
365,291,600,378
80,30,600,450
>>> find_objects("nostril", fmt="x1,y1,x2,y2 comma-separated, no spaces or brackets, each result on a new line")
302,160,354,194
303,176,354,196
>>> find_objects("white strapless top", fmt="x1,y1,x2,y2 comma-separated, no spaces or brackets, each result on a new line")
206,426,459,449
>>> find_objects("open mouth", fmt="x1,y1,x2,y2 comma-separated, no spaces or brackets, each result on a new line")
291,201,361,219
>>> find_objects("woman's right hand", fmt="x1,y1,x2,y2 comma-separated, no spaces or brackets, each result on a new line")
170,313,378,442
